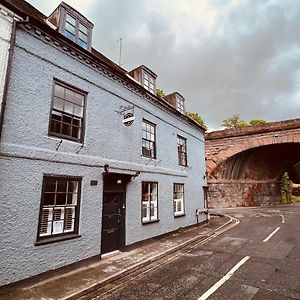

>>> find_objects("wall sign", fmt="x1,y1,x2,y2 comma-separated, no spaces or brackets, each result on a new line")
123,112,135,126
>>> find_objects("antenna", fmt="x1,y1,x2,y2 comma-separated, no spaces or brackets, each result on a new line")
117,37,123,66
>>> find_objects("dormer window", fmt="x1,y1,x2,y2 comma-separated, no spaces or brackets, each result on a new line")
47,2,93,51
176,95,185,114
163,92,186,114
64,14,89,49
128,65,157,95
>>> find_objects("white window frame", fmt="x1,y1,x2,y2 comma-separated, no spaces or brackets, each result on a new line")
174,183,185,216
142,182,158,223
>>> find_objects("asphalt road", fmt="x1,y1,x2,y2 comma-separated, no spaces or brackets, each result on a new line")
83,204,300,300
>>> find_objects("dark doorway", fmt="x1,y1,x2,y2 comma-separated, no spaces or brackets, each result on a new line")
101,173,131,255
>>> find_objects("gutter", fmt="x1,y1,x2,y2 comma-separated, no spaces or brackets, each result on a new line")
0,16,29,142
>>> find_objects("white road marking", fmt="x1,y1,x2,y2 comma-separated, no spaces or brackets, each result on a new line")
197,256,250,300
280,214,285,223
263,227,280,243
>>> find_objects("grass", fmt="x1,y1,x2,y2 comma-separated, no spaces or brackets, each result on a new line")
291,195,300,203
281,195,300,204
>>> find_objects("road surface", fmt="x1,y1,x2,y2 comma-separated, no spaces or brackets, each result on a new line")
81,204,300,300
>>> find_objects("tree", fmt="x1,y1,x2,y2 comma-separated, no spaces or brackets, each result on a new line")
281,172,292,204
221,114,248,129
187,112,207,130
249,119,267,126
222,115,267,129
156,88,165,97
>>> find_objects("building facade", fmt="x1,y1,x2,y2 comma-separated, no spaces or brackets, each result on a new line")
0,0,207,286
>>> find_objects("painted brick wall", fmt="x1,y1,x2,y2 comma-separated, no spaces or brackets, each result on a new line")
0,27,207,285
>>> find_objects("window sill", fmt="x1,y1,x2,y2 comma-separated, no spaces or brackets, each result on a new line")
141,155,158,160
48,133,83,144
174,213,186,218
179,164,188,168
35,234,81,246
142,219,160,225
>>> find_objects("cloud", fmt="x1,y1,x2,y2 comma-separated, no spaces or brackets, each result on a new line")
27,0,300,130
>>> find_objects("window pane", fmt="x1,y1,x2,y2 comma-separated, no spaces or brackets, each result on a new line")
78,31,88,42
68,181,78,193
62,114,72,125
57,180,67,193
73,105,83,117
71,126,80,139
53,97,64,111
66,14,76,25
72,117,81,127
62,123,71,136
79,23,88,34
44,179,56,192
44,193,55,206
56,193,67,205
65,89,75,102
73,94,84,106
67,193,77,205
65,31,75,42
65,22,76,35
51,119,61,134
64,101,74,114
78,39,88,49
54,84,65,98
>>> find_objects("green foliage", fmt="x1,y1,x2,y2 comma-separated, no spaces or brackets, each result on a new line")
281,172,292,204
281,172,289,194
187,112,207,130
249,119,267,125
221,114,248,129
156,88,165,97
222,114,267,129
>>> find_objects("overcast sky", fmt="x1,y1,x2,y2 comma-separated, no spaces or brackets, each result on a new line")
27,0,300,130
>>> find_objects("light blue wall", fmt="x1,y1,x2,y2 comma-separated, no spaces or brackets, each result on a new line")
0,27,206,285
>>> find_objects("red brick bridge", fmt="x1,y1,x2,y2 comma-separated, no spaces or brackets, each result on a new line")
205,118,300,207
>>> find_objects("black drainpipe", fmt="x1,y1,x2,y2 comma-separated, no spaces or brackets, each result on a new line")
0,16,29,142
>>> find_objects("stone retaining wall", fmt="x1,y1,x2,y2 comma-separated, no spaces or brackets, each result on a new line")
207,180,281,208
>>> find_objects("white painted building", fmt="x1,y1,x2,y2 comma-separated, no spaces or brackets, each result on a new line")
0,0,207,287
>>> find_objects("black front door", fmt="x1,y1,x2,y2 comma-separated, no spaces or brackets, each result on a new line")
101,192,123,254
101,173,130,255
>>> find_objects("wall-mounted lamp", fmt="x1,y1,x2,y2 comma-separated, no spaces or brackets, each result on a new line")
133,170,140,179
104,164,109,174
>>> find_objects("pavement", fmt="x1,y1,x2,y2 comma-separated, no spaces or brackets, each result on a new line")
0,214,235,300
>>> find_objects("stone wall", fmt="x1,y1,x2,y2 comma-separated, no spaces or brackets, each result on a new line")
207,180,281,208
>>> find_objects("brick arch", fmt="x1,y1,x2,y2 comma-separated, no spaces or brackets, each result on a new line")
206,119,300,178
205,119,300,207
